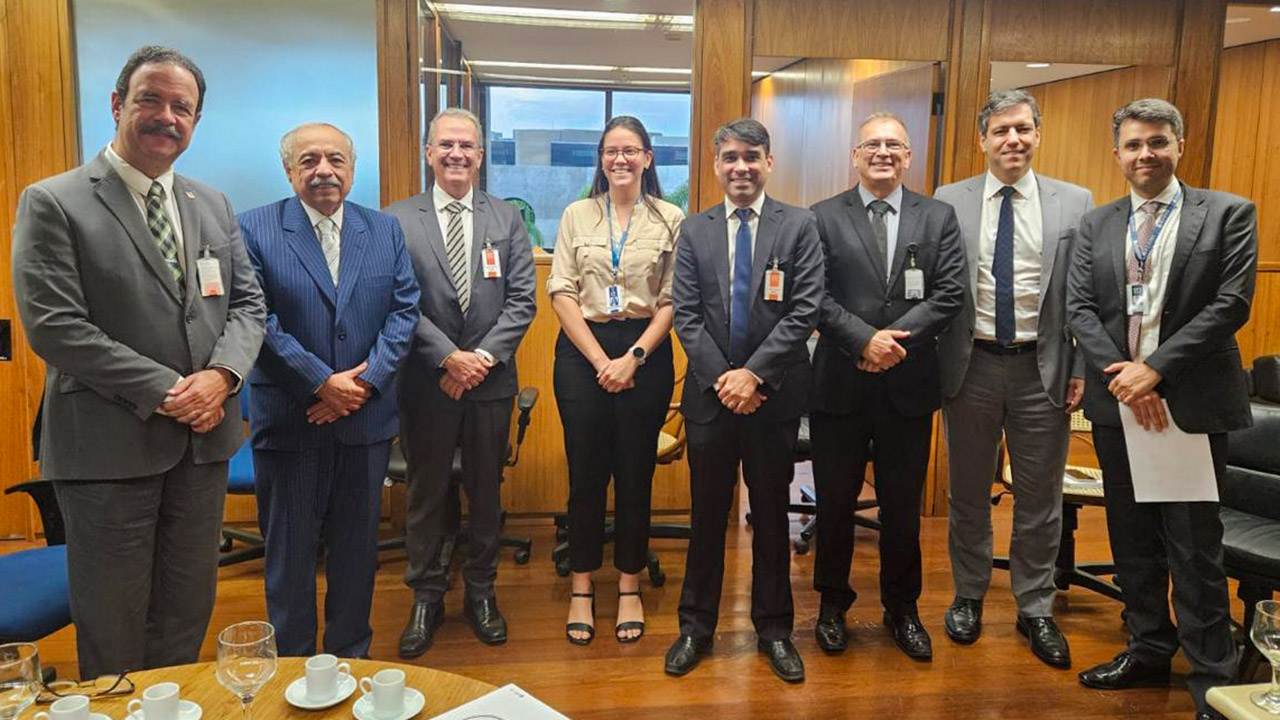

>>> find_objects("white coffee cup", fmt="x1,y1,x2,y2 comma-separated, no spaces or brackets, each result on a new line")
305,653,351,701
358,668,405,718
35,694,90,720
126,681,180,720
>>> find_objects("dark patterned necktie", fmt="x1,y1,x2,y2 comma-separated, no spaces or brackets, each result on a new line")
146,181,183,288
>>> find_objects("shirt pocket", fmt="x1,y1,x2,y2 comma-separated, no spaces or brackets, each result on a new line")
574,236,612,277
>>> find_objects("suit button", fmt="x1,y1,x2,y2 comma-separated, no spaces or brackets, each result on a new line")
338,333,348,341
884,300,891,307
185,313,194,324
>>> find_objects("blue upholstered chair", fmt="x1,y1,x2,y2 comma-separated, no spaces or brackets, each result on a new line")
0,480,71,644
219,387,264,566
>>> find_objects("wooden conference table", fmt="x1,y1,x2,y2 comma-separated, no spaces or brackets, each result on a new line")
1207,683,1280,720
84,658,495,719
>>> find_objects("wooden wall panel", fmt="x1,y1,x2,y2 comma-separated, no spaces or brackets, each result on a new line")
375,0,422,207
690,0,752,212
752,0,952,61
987,0,1180,66
1239,272,1280,366
1022,65,1171,205
940,0,989,185
1170,0,1228,188
849,64,938,195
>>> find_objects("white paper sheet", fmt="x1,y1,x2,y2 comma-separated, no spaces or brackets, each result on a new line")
1118,400,1218,503
430,683,569,720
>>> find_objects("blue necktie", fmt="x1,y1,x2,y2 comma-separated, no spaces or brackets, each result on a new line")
729,207,753,366
993,186,1016,346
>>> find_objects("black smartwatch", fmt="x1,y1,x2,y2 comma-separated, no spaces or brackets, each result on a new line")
629,345,647,365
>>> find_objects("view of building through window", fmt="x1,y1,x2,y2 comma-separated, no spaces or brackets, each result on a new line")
485,86,690,249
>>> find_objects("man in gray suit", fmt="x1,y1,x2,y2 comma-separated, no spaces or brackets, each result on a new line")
385,108,537,657
12,46,265,678
933,90,1092,667
1069,99,1256,720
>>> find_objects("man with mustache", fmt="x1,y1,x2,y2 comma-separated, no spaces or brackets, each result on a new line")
385,108,537,656
12,46,265,677
1069,98,1257,720
932,90,1093,667
237,122,419,657
808,112,965,661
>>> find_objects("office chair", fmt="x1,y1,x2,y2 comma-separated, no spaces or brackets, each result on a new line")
0,480,71,645
219,387,265,567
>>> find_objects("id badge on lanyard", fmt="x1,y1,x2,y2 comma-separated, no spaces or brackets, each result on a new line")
903,243,924,300
196,245,224,297
763,258,784,302
605,194,640,315
481,239,502,279
1126,191,1180,316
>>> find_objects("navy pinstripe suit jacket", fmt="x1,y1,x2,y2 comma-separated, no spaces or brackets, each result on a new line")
238,197,420,450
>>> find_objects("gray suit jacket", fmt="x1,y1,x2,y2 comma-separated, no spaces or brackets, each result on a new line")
934,173,1093,405
1067,182,1257,433
384,188,537,402
12,151,266,480
673,196,824,425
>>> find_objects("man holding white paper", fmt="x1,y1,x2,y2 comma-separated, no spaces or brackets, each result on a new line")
1067,99,1257,720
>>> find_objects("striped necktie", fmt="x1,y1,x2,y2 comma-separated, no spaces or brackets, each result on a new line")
1127,200,1162,358
445,201,470,314
317,217,340,285
146,181,183,289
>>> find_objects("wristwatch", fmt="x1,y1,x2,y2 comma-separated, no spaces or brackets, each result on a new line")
629,345,647,365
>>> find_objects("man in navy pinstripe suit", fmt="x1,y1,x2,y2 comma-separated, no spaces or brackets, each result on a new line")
239,122,420,657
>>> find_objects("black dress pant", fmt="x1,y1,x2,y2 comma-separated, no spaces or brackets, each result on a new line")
554,319,674,573
811,394,933,617
1092,424,1235,713
678,411,800,642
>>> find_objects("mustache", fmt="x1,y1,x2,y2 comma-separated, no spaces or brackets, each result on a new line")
308,177,342,189
139,122,182,139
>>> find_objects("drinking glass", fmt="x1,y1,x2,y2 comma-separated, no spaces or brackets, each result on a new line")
215,621,277,719
1251,600,1280,714
0,643,41,720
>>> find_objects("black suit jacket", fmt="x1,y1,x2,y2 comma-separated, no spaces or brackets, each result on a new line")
809,186,966,417
673,196,824,425
1067,182,1257,433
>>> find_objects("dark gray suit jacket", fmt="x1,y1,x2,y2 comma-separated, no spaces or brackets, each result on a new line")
1067,182,1257,432
12,151,266,480
384,188,537,403
934,173,1094,405
672,196,824,425
810,186,966,417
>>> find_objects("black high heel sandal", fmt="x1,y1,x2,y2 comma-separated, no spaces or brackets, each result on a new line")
616,589,645,644
566,586,596,646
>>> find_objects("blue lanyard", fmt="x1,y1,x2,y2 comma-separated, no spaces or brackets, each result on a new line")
1128,190,1180,271
605,194,640,279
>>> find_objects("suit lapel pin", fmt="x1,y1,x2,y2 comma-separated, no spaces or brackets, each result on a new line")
184,191,195,199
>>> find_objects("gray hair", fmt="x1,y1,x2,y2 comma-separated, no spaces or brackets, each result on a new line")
1112,98,1184,145
978,89,1041,134
279,123,356,168
858,111,911,145
713,117,770,156
426,107,483,145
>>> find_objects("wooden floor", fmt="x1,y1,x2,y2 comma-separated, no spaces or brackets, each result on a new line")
15,484,1252,719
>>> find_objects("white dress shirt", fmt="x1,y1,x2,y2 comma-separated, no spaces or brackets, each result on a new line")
974,169,1044,342
1126,178,1182,363
725,192,767,303
433,183,475,294
300,200,344,276
104,143,186,271
857,184,903,280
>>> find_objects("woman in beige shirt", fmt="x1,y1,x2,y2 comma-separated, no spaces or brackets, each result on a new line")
548,115,684,645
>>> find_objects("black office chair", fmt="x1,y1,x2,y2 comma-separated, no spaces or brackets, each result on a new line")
378,386,538,565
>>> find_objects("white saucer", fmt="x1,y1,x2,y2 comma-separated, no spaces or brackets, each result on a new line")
351,687,424,720
125,699,203,720
89,714,112,720
285,674,357,710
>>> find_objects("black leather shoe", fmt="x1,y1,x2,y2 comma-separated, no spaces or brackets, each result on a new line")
1195,713,1222,720
884,611,933,661
664,635,712,676
1077,652,1171,689
758,638,805,682
1017,615,1071,668
815,606,848,653
398,599,444,659
463,594,508,645
943,597,982,644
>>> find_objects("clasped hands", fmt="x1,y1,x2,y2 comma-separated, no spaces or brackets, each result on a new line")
858,329,910,373
1105,360,1167,432
308,361,372,424
716,368,767,415
156,368,234,433
439,351,491,401
594,353,639,394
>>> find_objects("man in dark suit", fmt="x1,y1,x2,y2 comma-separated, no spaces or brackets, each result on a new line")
12,46,265,678
1068,99,1256,720
809,112,965,661
933,90,1093,667
385,108,537,656
238,122,419,657
664,118,824,683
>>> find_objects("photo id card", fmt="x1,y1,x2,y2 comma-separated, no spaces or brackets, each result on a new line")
904,268,925,300
482,243,502,279
1126,283,1147,314
606,284,623,315
197,255,224,297
763,268,784,302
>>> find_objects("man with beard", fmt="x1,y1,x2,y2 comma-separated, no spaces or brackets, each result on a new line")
238,122,419,657
12,46,265,678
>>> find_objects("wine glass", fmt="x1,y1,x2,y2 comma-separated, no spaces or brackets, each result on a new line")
216,621,277,719
1251,600,1280,714
0,642,41,720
